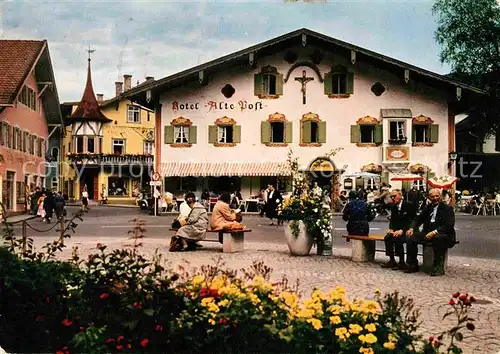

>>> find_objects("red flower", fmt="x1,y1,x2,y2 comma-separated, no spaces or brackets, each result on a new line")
428,336,434,342
61,319,73,327
117,336,124,343
96,243,102,248
45,296,51,304
56,351,64,354
35,315,44,322
432,340,439,347
452,292,460,298
459,293,467,301
105,338,115,344
140,338,149,348
155,325,163,331
133,301,142,309
100,293,109,299
79,326,85,331
449,299,455,306
116,345,123,351
218,318,230,325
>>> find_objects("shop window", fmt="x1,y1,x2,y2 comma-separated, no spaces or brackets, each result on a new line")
324,65,354,97
300,112,326,144
127,105,141,123
254,65,283,99
209,117,241,146
112,139,125,155
164,117,197,146
108,177,128,196
261,112,292,145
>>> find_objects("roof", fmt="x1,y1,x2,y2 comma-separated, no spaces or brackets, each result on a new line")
0,39,63,126
68,58,112,123
161,161,290,177
124,28,486,105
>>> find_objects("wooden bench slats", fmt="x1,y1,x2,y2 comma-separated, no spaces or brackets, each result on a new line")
207,229,252,233
342,234,385,242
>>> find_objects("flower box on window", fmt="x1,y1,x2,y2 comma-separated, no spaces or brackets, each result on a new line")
388,137,407,145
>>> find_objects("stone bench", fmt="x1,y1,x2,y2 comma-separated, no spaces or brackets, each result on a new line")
342,234,459,274
171,228,252,253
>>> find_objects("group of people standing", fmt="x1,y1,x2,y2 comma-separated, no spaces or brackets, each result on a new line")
30,187,66,223
342,188,457,276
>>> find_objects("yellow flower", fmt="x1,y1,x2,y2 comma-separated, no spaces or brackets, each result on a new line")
207,302,220,313
307,318,323,330
210,276,225,290
311,289,324,301
383,341,396,350
359,347,374,354
349,324,363,334
218,299,230,307
329,315,342,325
208,318,216,325
388,333,397,342
191,275,205,285
364,323,377,332
201,297,214,306
247,293,260,305
335,327,348,340
363,333,377,344
327,305,342,315
279,291,299,309
296,308,314,319
360,300,379,314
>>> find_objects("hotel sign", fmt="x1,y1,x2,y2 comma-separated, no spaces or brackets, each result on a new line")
172,100,264,113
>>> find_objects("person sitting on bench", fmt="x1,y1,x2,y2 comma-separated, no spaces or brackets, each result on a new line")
382,189,416,271
342,190,374,236
170,193,209,252
210,192,243,231
405,188,457,276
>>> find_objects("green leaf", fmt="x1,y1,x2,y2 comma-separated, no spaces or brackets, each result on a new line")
143,308,154,316
123,320,138,329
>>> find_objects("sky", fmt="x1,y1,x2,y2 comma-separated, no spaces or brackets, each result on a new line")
0,0,450,103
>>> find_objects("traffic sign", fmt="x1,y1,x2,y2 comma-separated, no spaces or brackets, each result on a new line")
149,181,162,186
151,172,161,181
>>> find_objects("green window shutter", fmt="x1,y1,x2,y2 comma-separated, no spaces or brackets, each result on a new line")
412,125,416,144
208,125,217,144
402,181,411,191
374,124,383,144
302,120,312,143
430,124,439,143
350,125,360,143
324,72,333,95
318,121,327,143
164,125,174,144
285,121,293,143
188,126,197,144
261,121,271,143
346,72,354,94
276,73,284,95
254,74,264,96
233,125,241,143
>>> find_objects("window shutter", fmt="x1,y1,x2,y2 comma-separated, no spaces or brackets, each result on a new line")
275,73,284,95
302,120,312,143
402,181,411,192
285,121,293,143
346,72,354,94
254,74,264,96
412,125,416,144
350,125,360,143
261,121,271,143
233,125,241,143
324,72,333,95
374,125,383,144
318,121,327,143
188,126,197,144
164,125,174,144
430,124,439,143
208,125,218,144
381,172,389,186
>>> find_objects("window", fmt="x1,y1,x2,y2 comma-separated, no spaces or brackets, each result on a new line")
218,126,234,143
23,132,29,152
389,121,406,141
76,136,84,153
147,112,151,122
300,113,326,144
99,137,103,153
254,66,283,98
19,85,37,111
261,113,292,145
271,122,284,143
0,123,5,146
174,126,189,144
87,137,95,153
360,125,375,143
108,177,128,196
414,125,429,143
143,141,154,154
6,125,12,148
51,147,59,161
411,116,439,145
112,139,125,155
127,105,140,123
324,66,354,96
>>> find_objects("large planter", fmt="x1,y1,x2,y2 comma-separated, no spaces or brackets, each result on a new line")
283,220,314,256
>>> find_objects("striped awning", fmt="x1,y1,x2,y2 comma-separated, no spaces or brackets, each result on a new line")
380,109,412,118
160,162,291,177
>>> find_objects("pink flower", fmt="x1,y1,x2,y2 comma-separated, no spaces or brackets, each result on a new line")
140,338,149,348
449,299,455,306
61,319,73,327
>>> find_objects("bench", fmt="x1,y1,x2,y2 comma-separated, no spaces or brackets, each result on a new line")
342,234,459,274
170,228,252,253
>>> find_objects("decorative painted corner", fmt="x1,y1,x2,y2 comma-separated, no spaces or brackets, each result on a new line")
356,143,379,147
170,143,193,148
328,94,351,99
299,143,322,147
412,142,434,147
214,143,237,147
265,143,288,147
258,94,281,100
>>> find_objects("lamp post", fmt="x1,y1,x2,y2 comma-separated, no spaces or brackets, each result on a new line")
448,151,458,206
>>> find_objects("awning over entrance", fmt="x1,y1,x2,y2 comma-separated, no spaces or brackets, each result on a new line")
161,162,290,177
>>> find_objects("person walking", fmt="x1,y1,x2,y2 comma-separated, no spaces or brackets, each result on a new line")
342,190,374,236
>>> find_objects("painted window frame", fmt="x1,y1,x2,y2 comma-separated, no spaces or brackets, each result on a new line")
351,116,382,147
165,117,196,147
324,65,354,98
18,85,37,111
209,116,240,147
300,112,326,146
143,141,154,155
112,138,126,155
127,105,141,123
261,112,292,147
412,115,439,146
254,65,284,99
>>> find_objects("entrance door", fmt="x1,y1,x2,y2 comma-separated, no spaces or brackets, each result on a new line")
2,171,15,211
81,169,98,200
93,174,99,201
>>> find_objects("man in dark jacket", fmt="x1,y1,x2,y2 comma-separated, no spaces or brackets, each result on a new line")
43,190,56,223
381,189,416,270
265,185,282,226
54,191,66,219
405,188,457,276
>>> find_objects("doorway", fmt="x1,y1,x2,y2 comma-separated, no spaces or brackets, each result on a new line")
80,169,98,200
2,171,15,211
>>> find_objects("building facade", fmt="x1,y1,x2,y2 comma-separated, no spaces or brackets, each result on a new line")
61,68,154,204
0,40,62,214
126,28,483,199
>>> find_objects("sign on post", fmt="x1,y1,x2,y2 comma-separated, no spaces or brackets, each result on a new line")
151,172,161,181
149,181,162,186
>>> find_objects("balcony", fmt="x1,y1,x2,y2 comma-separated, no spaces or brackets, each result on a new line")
388,137,407,145
66,153,153,165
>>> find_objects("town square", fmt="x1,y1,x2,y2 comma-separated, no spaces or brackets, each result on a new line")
1,0,500,353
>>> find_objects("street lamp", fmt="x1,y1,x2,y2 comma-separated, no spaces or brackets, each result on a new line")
449,151,458,162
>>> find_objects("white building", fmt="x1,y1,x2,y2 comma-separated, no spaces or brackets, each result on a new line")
126,28,484,199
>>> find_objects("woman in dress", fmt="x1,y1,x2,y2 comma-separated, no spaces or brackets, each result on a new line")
37,192,46,221
81,187,89,211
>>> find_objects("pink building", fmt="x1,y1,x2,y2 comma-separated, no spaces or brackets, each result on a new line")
0,40,62,214
125,28,484,201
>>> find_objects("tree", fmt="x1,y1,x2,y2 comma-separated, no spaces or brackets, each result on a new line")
433,0,500,136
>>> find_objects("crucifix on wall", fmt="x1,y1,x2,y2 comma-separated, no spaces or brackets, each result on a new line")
295,70,314,105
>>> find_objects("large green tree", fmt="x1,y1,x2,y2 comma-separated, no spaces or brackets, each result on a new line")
433,0,500,135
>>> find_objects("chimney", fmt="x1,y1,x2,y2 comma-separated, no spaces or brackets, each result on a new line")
115,82,123,96
96,93,104,102
123,74,132,91
146,76,154,81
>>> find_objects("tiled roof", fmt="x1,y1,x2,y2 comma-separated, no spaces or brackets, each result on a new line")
0,40,45,105
161,161,290,177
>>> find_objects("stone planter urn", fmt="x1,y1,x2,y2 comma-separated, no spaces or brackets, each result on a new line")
283,220,314,256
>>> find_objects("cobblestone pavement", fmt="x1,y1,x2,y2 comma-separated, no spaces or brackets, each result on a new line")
38,235,500,354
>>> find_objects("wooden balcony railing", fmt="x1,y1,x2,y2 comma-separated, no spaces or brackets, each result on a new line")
66,153,153,165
